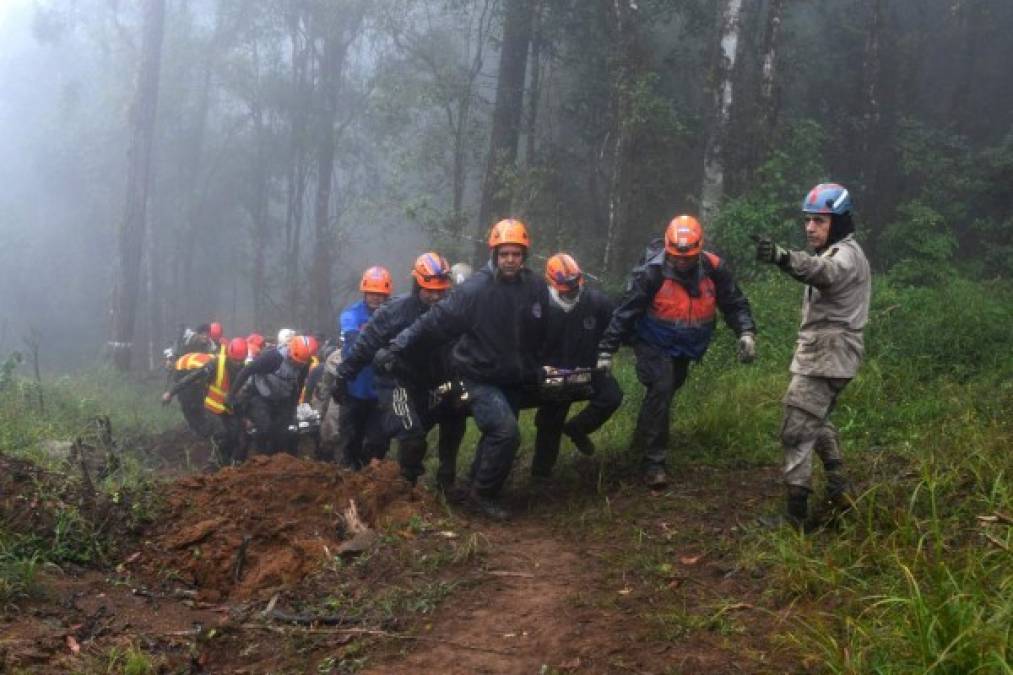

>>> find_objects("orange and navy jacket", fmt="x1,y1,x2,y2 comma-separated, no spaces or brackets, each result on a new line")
598,247,755,360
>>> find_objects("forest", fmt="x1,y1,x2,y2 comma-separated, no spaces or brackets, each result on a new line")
0,0,1011,672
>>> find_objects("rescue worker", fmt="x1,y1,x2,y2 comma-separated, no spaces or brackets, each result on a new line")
229,335,313,456
182,323,215,354
754,183,870,528
597,215,757,489
246,333,265,362
380,219,549,519
164,350,214,438
336,267,393,469
162,337,249,467
275,328,296,354
531,254,623,478
208,321,224,349
335,252,466,489
451,262,473,286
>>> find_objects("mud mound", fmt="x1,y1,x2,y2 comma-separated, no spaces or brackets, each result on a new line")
141,454,426,601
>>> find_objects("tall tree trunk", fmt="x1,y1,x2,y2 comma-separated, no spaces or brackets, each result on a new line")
110,0,166,371
947,0,980,137
310,5,365,335
284,6,311,325
474,0,535,262
602,0,639,276
524,0,544,167
757,0,785,141
699,0,744,227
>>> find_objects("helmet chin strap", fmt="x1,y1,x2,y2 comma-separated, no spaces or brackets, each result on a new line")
549,286,581,312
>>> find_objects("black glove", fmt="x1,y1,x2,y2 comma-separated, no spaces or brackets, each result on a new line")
331,375,349,405
753,234,788,266
373,348,399,375
225,393,239,410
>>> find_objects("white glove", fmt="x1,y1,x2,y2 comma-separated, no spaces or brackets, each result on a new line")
737,333,756,364
596,352,613,372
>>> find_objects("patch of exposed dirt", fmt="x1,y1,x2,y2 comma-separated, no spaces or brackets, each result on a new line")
141,427,214,475
138,454,427,602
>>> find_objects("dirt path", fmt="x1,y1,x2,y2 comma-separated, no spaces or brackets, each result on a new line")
367,519,612,674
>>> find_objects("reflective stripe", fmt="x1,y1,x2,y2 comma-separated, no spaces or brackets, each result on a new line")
298,356,320,405
175,352,212,371
203,346,230,415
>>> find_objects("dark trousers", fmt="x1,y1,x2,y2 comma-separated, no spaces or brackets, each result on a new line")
208,413,243,467
464,380,523,498
532,371,623,477
336,396,389,470
246,396,297,456
379,385,467,487
178,387,211,439
632,341,690,470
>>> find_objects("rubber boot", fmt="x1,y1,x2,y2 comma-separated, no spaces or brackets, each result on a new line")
786,486,810,531
823,460,854,513
644,466,669,489
397,437,428,486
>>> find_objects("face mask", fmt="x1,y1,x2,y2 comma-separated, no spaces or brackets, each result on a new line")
549,285,581,312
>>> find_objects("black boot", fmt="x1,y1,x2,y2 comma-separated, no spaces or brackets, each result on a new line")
786,486,810,530
563,421,596,456
824,461,854,513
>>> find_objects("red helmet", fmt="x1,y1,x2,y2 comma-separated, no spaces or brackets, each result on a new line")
664,215,703,257
488,219,530,249
247,333,264,350
412,252,452,290
545,253,584,292
305,335,319,357
226,337,248,362
360,266,393,295
288,335,313,364
209,322,224,341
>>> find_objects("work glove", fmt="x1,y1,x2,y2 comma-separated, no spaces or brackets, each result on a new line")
753,234,789,266
161,392,172,406
331,375,349,405
736,333,756,364
373,348,399,375
596,352,613,372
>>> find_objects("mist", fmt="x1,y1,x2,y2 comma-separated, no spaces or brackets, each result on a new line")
1,0,1010,371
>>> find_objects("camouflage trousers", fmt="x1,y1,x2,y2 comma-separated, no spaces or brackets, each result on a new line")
780,374,850,490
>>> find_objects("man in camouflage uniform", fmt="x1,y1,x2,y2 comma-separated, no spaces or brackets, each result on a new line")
755,183,871,528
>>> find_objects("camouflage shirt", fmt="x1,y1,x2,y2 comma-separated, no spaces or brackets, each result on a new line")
783,235,871,378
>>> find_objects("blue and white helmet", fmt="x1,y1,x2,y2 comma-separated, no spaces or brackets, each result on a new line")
802,183,852,215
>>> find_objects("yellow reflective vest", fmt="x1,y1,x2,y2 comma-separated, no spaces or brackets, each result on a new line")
203,346,231,415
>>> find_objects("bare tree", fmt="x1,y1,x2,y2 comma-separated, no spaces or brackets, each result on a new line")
474,0,535,261
757,0,785,139
110,0,166,371
699,0,744,227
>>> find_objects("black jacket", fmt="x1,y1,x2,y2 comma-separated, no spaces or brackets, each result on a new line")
543,287,614,370
230,348,308,403
390,263,550,386
598,247,756,354
338,292,452,389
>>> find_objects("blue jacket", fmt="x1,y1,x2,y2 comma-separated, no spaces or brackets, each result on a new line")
340,300,378,400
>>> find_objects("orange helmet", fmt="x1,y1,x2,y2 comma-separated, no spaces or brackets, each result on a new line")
209,321,223,341
664,215,703,257
412,252,452,290
288,335,313,364
487,219,530,249
305,335,319,357
545,253,584,292
360,266,393,295
226,337,248,362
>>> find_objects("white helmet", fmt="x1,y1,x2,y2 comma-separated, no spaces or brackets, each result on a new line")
450,262,473,285
276,328,296,346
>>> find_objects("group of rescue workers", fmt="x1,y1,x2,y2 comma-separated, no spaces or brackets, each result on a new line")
162,182,870,528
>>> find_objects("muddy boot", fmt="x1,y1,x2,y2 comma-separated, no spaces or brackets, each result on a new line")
464,489,510,521
823,460,854,513
786,486,810,530
643,466,669,490
563,421,596,456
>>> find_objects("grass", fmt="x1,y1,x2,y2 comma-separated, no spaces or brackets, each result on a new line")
1,275,1011,671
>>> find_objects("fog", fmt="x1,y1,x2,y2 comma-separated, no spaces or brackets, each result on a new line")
1,0,1010,371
